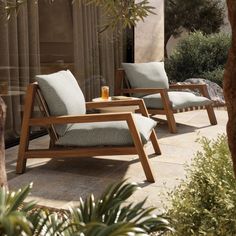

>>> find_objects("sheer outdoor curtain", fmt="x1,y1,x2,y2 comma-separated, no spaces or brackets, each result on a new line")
72,1,126,100
0,1,40,142
0,0,126,144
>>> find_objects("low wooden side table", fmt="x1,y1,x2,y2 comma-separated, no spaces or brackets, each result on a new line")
91,96,139,113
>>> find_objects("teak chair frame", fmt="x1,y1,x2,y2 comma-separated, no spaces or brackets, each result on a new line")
115,69,217,133
16,82,161,183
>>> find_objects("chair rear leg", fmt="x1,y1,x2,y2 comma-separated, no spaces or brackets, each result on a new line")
166,110,177,133
150,130,161,155
206,105,217,125
127,115,155,183
160,90,177,133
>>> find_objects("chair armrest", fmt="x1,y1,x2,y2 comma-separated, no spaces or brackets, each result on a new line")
121,88,166,94
29,112,134,126
169,83,210,98
169,83,206,90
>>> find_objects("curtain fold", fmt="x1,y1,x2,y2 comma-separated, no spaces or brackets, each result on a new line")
72,2,126,101
0,0,127,144
0,0,40,142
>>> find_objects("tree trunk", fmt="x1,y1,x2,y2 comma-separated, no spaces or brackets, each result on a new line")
0,97,7,187
224,0,236,176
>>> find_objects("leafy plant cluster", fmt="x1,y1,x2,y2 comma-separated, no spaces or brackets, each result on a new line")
0,180,172,236
1,0,154,31
165,31,231,87
89,0,155,31
165,135,236,235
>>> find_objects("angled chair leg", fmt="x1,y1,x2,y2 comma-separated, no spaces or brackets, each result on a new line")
200,84,217,125
150,130,161,155
16,129,29,174
136,99,161,155
16,84,36,174
165,110,177,133
126,115,155,183
206,105,217,125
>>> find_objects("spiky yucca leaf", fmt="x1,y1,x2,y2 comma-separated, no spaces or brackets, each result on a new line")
68,180,173,235
29,209,69,236
0,183,35,236
0,181,173,235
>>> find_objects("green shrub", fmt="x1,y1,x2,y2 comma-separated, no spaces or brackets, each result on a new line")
165,135,236,235
165,31,231,84
201,67,225,87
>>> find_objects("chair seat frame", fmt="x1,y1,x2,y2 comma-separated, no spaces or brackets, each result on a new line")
16,83,161,183
115,69,217,133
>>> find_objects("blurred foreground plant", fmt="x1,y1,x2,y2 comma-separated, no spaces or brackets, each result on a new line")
0,180,172,235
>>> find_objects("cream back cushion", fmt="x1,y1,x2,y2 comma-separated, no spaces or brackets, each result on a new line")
35,70,86,136
122,62,169,91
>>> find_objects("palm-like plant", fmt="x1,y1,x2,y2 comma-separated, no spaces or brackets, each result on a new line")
0,180,173,236
0,183,35,236
64,180,172,235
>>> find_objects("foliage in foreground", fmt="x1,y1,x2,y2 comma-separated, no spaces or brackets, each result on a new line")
0,180,172,236
165,31,231,86
165,135,236,235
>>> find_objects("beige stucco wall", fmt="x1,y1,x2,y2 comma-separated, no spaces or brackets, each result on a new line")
134,0,164,62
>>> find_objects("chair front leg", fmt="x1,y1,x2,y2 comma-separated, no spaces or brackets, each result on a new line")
16,130,29,174
136,100,161,155
200,85,217,125
206,105,217,125
126,115,155,183
16,84,37,173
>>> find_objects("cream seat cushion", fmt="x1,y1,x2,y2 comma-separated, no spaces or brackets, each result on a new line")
56,114,157,146
143,91,213,110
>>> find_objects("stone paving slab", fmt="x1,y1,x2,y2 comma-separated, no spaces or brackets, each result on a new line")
6,109,227,210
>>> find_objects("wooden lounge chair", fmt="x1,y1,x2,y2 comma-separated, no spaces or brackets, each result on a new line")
16,70,161,183
115,62,217,133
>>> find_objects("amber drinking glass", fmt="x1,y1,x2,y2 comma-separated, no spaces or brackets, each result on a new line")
101,86,109,100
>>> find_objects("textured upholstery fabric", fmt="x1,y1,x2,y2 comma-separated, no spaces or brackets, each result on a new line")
122,62,169,90
56,114,157,146
142,91,213,110
35,70,86,136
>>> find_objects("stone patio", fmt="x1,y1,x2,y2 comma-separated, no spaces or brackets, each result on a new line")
5,109,227,211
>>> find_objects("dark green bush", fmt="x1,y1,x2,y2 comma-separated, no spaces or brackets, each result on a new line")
202,67,225,87
165,135,236,235
165,31,231,85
